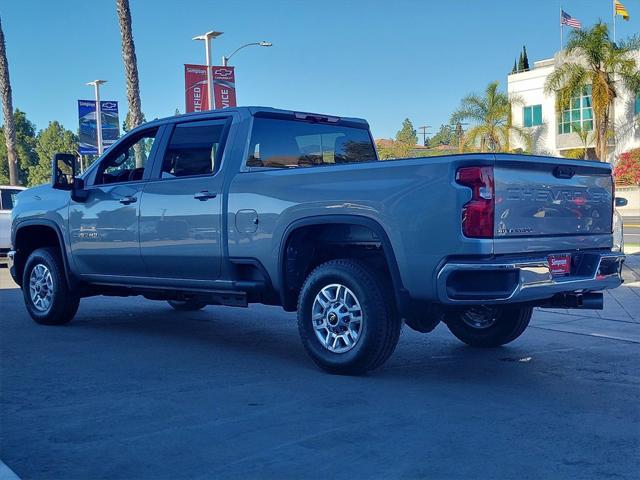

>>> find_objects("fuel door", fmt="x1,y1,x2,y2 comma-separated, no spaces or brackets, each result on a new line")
235,209,259,234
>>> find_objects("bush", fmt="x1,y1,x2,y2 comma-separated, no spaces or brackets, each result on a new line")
614,148,640,185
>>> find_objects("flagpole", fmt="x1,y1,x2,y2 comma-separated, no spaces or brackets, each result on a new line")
613,0,616,43
560,5,563,51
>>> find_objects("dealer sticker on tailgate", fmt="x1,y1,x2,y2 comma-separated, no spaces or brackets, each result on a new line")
548,254,571,276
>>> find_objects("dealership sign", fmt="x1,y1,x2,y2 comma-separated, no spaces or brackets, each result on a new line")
212,66,237,109
77,100,120,155
184,64,237,112
184,64,209,112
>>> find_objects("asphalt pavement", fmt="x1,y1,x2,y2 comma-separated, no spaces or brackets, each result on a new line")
1,268,639,479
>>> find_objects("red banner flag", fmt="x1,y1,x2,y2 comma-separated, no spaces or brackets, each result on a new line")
184,64,209,112
212,66,237,109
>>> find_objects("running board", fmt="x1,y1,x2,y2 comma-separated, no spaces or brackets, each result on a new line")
90,282,249,307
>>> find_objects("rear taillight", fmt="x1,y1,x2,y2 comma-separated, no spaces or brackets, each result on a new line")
456,166,494,238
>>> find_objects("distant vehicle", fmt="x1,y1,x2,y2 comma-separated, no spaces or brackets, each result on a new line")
8,107,626,374
0,185,26,263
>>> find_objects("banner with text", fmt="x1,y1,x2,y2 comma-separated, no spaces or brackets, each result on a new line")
212,66,237,109
184,64,209,112
77,100,120,155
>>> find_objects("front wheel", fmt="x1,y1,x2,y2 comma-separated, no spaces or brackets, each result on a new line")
22,247,80,325
444,305,532,347
297,259,401,375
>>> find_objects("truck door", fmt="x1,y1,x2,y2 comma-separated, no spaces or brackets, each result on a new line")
69,127,161,277
139,118,230,281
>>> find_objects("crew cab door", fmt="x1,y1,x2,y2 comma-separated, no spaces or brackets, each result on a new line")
138,118,230,281
69,127,161,276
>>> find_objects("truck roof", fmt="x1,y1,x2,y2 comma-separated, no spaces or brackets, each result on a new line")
140,106,370,130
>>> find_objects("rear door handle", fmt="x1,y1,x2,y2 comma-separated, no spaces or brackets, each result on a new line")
119,195,137,205
194,190,217,201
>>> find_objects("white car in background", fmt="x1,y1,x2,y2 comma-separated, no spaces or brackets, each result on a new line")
0,185,25,263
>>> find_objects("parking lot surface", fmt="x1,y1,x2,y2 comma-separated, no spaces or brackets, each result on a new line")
1,267,639,479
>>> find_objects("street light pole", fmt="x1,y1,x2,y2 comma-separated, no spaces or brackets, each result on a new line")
86,80,106,155
193,31,223,110
222,41,272,66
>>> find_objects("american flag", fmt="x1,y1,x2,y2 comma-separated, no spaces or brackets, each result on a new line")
561,10,582,29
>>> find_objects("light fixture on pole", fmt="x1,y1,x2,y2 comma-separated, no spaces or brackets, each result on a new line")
192,31,223,110
222,41,272,66
86,80,107,155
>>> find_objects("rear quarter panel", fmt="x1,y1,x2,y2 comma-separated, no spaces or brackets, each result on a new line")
227,155,494,301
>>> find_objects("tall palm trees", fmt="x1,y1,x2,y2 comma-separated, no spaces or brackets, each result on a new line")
450,81,530,153
0,17,18,185
544,22,640,161
116,0,144,138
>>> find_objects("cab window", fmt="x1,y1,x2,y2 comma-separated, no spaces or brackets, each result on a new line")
94,128,158,185
0,189,22,210
160,120,227,178
247,118,377,168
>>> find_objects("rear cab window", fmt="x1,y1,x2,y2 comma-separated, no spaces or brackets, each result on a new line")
161,119,228,179
247,118,377,169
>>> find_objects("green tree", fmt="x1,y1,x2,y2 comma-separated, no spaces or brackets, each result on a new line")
429,124,458,146
122,110,147,132
450,81,530,152
522,45,530,70
517,51,524,72
29,121,77,186
511,59,517,74
544,22,640,161
0,109,37,185
396,118,417,146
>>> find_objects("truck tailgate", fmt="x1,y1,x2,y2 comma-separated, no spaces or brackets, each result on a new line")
493,157,613,243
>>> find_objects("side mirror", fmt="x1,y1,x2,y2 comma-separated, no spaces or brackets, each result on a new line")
51,153,77,190
615,197,628,208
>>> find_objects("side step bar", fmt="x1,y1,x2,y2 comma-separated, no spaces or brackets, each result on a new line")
91,283,249,308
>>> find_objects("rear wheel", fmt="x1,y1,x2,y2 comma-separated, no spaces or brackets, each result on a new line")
22,247,79,325
444,305,532,347
167,299,207,311
297,259,401,375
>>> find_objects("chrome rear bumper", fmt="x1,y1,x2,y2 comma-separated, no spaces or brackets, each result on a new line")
436,251,624,305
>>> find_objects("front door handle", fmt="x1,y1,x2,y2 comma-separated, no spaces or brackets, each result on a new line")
194,190,217,201
119,195,137,205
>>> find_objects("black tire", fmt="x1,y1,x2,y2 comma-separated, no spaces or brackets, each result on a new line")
167,299,207,311
444,305,532,348
22,247,79,326
297,259,401,375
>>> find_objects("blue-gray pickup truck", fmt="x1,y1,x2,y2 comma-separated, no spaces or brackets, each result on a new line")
9,107,625,374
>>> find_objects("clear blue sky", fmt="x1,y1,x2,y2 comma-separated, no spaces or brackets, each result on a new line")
2,0,637,139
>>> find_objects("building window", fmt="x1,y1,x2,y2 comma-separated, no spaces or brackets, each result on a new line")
557,85,593,134
635,92,639,115
523,105,542,127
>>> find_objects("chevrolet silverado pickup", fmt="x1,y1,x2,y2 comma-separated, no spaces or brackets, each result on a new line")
9,107,625,374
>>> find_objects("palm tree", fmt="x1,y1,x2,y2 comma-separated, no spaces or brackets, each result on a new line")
450,81,530,153
0,17,19,185
544,22,640,161
115,0,144,166
571,122,594,160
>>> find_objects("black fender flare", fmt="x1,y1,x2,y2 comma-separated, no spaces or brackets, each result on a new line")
277,214,410,314
13,219,77,289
